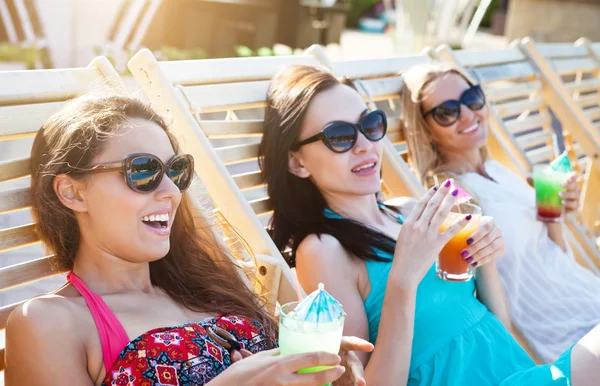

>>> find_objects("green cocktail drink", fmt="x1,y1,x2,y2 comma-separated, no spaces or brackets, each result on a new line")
279,302,345,369
278,284,346,386
533,164,568,222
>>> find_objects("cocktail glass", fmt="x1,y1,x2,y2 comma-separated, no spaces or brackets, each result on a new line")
533,164,569,222
437,202,482,282
279,299,345,386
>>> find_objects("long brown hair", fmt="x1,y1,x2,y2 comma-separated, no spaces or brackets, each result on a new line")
259,65,396,267
400,63,490,186
30,93,276,341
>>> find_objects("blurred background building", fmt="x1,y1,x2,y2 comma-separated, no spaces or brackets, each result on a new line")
3,1,600,72
6,0,597,72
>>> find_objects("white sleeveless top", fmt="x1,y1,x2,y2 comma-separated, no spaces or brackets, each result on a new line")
459,160,600,363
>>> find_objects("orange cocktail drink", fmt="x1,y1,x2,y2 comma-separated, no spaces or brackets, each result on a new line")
437,202,481,282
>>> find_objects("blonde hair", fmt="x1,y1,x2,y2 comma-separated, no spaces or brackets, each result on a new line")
400,63,490,187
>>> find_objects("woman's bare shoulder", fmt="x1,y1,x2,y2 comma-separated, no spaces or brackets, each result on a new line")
297,233,352,264
7,293,84,336
295,233,363,295
296,233,364,276
6,294,95,385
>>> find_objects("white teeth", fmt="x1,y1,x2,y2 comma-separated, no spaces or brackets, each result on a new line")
352,162,375,172
462,123,478,134
143,213,170,223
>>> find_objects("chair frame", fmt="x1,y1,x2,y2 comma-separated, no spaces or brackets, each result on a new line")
518,38,600,240
0,57,126,373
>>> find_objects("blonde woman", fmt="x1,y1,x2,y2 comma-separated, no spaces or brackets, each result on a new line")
399,63,600,365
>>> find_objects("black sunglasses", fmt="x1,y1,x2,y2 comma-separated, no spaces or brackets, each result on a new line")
423,85,486,127
292,110,387,153
76,153,194,193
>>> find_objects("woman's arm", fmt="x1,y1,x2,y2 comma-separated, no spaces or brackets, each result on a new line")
5,297,95,386
475,263,512,329
546,222,568,253
209,348,346,386
458,216,512,329
297,183,470,385
296,234,417,385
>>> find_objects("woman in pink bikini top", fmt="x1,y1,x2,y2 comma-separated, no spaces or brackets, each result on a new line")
4,94,372,386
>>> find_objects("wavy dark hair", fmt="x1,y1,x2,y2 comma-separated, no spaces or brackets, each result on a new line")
30,93,277,343
259,65,395,267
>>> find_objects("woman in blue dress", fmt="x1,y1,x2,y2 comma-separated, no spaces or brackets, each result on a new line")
258,65,600,385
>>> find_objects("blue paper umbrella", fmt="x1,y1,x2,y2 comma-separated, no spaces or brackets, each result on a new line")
293,283,345,323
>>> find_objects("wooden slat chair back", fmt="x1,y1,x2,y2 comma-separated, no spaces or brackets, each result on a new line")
436,46,560,171
127,50,329,309
588,41,600,239
518,39,600,242
0,57,125,374
521,39,600,160
434,44,600,273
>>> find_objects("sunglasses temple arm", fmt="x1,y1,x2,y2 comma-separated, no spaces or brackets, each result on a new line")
78,165,123,174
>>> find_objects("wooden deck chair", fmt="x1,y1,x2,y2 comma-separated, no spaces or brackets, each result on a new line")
434,44,600,274
103,0,162,72
0,0,52,68
127,49,328,311
0,59,263,379
0,57,127,377
431,0,492,48
309,46,543,364
516,38,600,242
0,0,18,44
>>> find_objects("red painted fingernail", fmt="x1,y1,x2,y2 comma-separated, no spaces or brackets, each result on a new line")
466,214,472,220
444,180,452,188
452,189,459,196
467,238,473,245
465,256,473,263
461,251,469,258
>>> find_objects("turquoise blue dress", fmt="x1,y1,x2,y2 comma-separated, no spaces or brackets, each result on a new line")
325,207,573,385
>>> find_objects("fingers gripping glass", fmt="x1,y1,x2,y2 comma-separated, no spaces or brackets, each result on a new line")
423,85,486,127
292,110,387,153
79,153,194,193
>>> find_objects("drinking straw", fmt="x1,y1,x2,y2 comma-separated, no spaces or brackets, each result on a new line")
292,268,304,301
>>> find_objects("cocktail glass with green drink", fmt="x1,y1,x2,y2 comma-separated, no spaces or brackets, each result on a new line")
533,164,569,222
279,283,346,386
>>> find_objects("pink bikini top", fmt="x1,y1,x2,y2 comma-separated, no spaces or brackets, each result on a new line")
67,272,272,386
66,272,130,372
